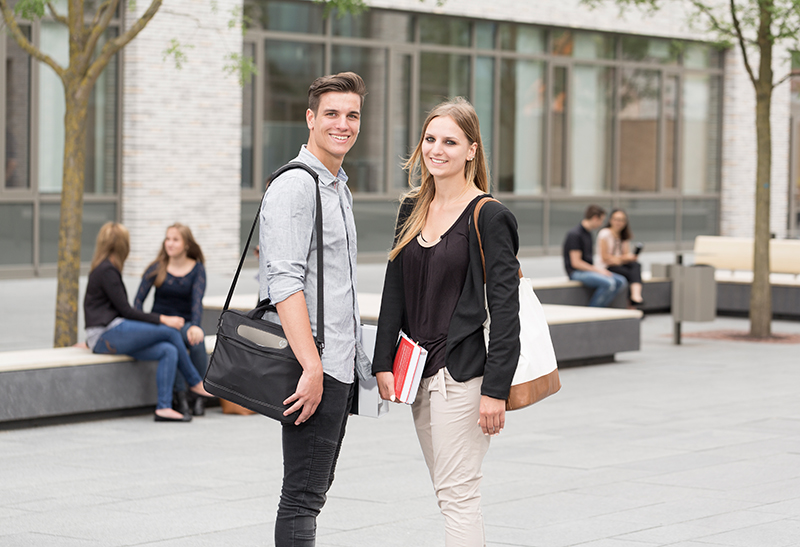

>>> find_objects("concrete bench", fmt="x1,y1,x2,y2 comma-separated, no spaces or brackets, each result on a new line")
205,291,643,367
0,339,217,426
693,236,800,318
528,274,672,312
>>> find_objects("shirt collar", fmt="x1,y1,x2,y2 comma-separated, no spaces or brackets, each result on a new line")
298,145,349,186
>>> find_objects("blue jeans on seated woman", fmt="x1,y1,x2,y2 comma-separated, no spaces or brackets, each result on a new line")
93,320,203,409
570,270,628,307
173,322,209,391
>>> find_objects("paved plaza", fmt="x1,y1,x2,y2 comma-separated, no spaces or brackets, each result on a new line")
1,258,799,546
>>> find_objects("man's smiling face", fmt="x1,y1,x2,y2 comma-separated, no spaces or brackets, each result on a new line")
306,91,361,172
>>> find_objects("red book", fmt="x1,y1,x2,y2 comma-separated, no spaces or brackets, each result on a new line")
392,332,428,404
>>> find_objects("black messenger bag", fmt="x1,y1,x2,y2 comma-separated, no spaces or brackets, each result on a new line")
204,163,324,424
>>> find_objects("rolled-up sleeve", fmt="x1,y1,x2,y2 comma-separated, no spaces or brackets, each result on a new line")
259,173,316,305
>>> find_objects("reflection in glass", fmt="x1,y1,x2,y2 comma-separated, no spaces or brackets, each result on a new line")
619,69,660,192
5,29,31,189
618,199,676,242
332,46,387,193
244,0,324,33
332,9,412,41
499,59,544,193
0,204,33,265
573,32,615,60
683,44,711,68
571,66,613,194
39,202,116,263
262,41,324,174
549,200,612,247
682,74,720,194
550,67,567,190
663,76,678,190
499,24,545,53
85,29,118,195
419,52,470,127
242,43,255,189
474,57,494,176
621,36,679,65
420,15,470,47
390,54,411,192
476,22,496,50
682,199,719,240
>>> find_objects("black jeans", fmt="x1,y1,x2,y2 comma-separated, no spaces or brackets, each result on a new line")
275,373,354,547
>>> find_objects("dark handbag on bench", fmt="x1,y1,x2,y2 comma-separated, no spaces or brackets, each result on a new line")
203,163,325,424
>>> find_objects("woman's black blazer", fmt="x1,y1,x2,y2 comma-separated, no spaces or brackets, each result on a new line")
372,195,521,400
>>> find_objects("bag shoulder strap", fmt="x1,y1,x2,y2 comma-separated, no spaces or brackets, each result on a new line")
224,161,325,352
472,196,523,283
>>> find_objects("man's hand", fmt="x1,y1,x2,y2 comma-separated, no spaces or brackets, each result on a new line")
283,364,324,425
479,395,506,436
186,325,204,345
376,371,398,403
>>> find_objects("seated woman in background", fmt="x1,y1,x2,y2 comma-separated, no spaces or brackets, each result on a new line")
135,223,208,416
596,208,644,308
83,222,212,422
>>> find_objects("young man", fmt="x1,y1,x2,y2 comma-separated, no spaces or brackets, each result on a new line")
563,204,628,307
258,72,369,546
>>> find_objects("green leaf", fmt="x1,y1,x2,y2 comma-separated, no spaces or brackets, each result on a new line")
223,52,258,87
13,0,46,20
162,39,194,70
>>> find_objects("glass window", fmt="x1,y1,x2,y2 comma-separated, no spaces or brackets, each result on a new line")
682,198,719,240
499,59,544,194
791,51,800,105
39,201,116,263
0,203,33,265
5,29,31,190
573,31,615,60
682,74,720,194
85,30,118,195
618,199,676,242
262,41,324,174
241,199,260,251
353,200,399,254
499,24,545,54
389,54,411,192
474,57,494,174
419,52,470,126
548,200,612,247
683,44,712,69
505,199,544,247
244,0,324,34
242,43,256,189
663,76,678,190
550,66,567,190
332,46,387,193
476,22,496,50
38,24,118,194
621,36,679,65
619,69,660,192
332,10,412,41
571,66,614,194
420,16,470,47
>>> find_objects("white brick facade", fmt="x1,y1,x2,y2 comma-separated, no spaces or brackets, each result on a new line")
122,0,243,275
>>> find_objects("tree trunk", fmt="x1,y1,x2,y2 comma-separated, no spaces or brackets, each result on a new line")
53,85,90,347
748,3,773,339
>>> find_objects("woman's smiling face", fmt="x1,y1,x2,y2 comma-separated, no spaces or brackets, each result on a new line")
421,115,477,182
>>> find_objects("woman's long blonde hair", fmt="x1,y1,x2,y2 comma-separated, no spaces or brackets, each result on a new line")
389,97,490,261
145,223,205,287
90,222,130,272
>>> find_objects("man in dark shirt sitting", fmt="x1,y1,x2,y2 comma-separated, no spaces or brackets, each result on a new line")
563,204,627,307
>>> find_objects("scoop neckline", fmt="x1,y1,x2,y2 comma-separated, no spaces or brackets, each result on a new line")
417,194,488,248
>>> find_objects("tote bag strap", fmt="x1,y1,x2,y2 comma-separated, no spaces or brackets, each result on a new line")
224,162,325,353
472,196,524,282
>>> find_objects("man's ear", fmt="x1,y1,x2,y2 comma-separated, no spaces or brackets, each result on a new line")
306,108,315,131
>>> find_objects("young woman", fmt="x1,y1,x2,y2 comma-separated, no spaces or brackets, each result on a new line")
596,208,644,307
373,98,520,547
83,222,212,422
135,223,208,416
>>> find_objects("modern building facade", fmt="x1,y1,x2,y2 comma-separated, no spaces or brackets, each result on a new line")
1,0,797,278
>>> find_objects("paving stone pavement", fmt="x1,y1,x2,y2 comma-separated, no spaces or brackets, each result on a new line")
1,310,799,546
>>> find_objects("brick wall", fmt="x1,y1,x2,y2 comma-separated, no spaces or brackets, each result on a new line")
121,0,243,276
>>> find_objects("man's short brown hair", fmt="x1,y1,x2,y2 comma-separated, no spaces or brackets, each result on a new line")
584,204,606,220
308,72,367,115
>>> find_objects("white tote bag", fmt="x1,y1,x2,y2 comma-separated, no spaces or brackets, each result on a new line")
475,199,561,410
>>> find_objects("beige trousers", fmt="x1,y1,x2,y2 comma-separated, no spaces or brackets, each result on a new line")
412,368,491,547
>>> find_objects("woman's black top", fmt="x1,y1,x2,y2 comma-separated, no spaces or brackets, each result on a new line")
84,259,160,328
373,195,521,400
403,197,476,378
134,262,206,326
